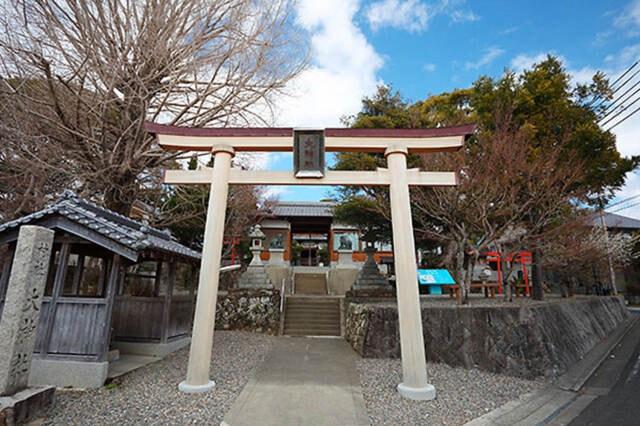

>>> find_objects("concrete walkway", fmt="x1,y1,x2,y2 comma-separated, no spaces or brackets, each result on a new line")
222,337,369,426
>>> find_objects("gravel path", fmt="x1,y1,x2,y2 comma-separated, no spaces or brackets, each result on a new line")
45,331,274,425
357,358,545,425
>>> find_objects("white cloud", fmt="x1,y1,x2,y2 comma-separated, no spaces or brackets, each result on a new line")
365,0,478,32
510,52,551,73
262,186,291,200
614,0,640,35
510,52,598,85
423,63,436,72
500,26,518,35
274,0,383,127
465,46,505,70
605,43,640,68
366,0,432,32
449,9,479,23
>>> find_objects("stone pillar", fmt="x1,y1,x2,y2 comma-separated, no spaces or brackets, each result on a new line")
386,147,435,401
268,248,286,265
180,146,234,393
337,249,355,268
0,225,54,396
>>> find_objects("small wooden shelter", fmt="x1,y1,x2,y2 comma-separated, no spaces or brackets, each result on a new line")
0,191,200,388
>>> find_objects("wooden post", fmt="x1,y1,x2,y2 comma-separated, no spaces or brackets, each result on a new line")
71,254,85,295
179,145,234,393
161,261,176,343
0,246,15,312
100,254,121,361
153,261,163,297
41,242,71,355
386,147,435,401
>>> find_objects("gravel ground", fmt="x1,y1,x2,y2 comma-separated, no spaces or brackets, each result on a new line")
357,358,546,426
45,331,274,425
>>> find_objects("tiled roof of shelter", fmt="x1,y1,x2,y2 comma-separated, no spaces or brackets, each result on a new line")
592,212,640,230
270,201,336,217
0,191,200,261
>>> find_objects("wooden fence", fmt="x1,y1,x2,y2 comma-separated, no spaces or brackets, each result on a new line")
112,295,193,342
34,297,110,359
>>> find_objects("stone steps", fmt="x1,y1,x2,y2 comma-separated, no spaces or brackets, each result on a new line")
283,297,341,336
294,273,327,295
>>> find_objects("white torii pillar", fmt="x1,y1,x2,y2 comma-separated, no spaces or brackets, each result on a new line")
387,147,434,400
178,145,234,393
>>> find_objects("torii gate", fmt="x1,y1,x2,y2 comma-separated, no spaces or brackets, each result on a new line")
146,123,474,401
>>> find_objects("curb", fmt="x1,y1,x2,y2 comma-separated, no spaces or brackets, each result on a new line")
556,314,640,392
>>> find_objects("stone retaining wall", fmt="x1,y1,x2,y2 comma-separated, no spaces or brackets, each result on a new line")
216,288,280,334
345,296,629,379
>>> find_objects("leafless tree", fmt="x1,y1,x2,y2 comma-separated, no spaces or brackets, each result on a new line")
411,109,584,303
0,0,307,217
539,219,639,296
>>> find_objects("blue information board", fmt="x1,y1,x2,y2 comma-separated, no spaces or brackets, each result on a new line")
417,269,455,295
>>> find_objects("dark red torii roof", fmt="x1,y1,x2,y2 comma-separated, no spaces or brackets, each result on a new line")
144,122,476,138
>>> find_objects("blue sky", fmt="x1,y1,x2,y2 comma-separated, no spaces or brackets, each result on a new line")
260,0,640,217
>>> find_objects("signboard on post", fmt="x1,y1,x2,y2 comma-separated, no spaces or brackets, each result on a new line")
293,129,325,178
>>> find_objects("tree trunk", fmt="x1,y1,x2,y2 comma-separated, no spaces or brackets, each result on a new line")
455,242,468,305
103,172,138,215
531,245,544,301
464,251,478,302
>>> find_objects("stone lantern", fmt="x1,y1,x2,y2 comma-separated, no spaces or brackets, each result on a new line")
353,243,391,291
239,224,272,289
248,224,266,266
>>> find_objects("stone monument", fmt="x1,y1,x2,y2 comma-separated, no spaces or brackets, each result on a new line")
239,225,272,288
0,225,55,423
352,245,391,291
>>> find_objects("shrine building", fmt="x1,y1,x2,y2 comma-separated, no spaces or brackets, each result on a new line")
258,201,393,268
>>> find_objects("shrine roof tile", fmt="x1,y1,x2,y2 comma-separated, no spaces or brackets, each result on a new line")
0,191,200,261
270,201,336,217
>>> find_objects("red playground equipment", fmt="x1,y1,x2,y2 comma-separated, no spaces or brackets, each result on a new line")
485,251,532,296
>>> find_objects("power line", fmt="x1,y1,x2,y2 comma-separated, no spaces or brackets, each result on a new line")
606,193,640,210
606,102,640,130
591,60,640,110
598,78,640,121
600,93,640,127
607,200,640,214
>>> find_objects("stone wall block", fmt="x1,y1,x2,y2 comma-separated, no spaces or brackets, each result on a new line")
345,297,629,379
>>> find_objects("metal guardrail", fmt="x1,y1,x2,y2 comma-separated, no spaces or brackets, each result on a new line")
220,264,241,273
279,278,286,313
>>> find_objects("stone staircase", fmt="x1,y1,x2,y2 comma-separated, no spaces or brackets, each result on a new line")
283,297,341,336
293,272,327,295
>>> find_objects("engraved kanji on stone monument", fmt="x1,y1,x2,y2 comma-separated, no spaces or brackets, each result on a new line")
0,225,54,396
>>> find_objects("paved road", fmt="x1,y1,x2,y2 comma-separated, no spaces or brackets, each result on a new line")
570,311,640,426
222,337,369,426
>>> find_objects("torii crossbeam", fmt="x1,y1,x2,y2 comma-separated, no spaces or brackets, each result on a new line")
146,122,474,401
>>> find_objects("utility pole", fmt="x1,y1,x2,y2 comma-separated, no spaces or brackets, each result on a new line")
599,208,618,295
